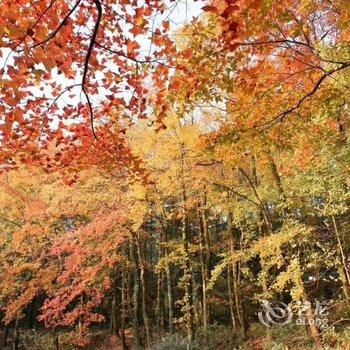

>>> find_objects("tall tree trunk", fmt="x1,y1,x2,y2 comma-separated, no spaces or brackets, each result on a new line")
26,299,36,329
12,318,19,350
301,294,322,348
332,215,350,300
135,233,152,347
110,285,119,337
1,324,9,349
198,207,208,330
78,295,83,335
161,222,174,333
197,198,212,329
182,212,194,343
180,148,194,343
157,226,165,334
120,272,129,350
130,238,142,350
294,258,322,347
165,263,174,334
181,195,194,342
156,269,165,334
228,213,247,337
227,265,237,330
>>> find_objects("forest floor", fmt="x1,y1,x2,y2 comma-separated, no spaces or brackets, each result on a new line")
89,329,134,350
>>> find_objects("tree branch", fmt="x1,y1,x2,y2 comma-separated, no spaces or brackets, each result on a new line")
29,0,82,50
256,61,350,130
81,0,103,140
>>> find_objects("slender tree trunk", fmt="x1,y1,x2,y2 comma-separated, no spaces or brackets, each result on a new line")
198,198,212,329
294,257,322,347
180,148,194,343
77,295,84,335
198,207,208,330
192,274,200,327
135,233,152,347
156,271,165,334
201,199,212,326
302,294,322,348
12,318,19,350
1,324,9,349
130,238,142,350
1,324,9,348
162,222,174,334
110,286,118,336
232,261,247,336
26,299,36,329
182,212,194,343
120,272,129,350
332,215,350,299
228,213,247,337
157,228,165,334
126,270,133,327
182,195,194,342
227,265,237,330
165,263,174,333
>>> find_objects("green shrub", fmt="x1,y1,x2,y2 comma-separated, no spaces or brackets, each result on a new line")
195,325,240,350
19,330,77,350
150,333,199,350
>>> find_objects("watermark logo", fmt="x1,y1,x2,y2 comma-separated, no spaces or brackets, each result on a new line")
258,300,329,328
258,300,292,327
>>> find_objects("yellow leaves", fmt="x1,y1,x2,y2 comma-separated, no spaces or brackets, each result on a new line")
273,258,305,301
252,220,312,261
127,182,147,231
0,174,26,201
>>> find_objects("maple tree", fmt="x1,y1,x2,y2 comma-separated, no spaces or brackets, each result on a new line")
0,0,179,174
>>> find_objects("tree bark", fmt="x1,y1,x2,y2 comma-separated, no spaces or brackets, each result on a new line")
227,265,237,330
161,222,174,334
120,272,129,350
110,285,119,337
1,324,9,349
182,210,194,343
197,199,212,329
135,233,152,347
12,318,19,350
165,263,174,334
228,213,247,337
302,295,322,348
332,215,350,300
157,226,165,334
130,238,142,350
180,148,194,343
198,207,208,330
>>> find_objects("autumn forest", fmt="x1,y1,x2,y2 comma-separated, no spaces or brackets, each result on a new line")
1,0,350,349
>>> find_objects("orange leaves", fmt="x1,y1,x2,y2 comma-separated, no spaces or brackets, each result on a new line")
24,199,48,221
126,39,140,57
0,0,179,171
135,7,145,26
0,166,131,329
202,5,219,13
39,208,127,330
